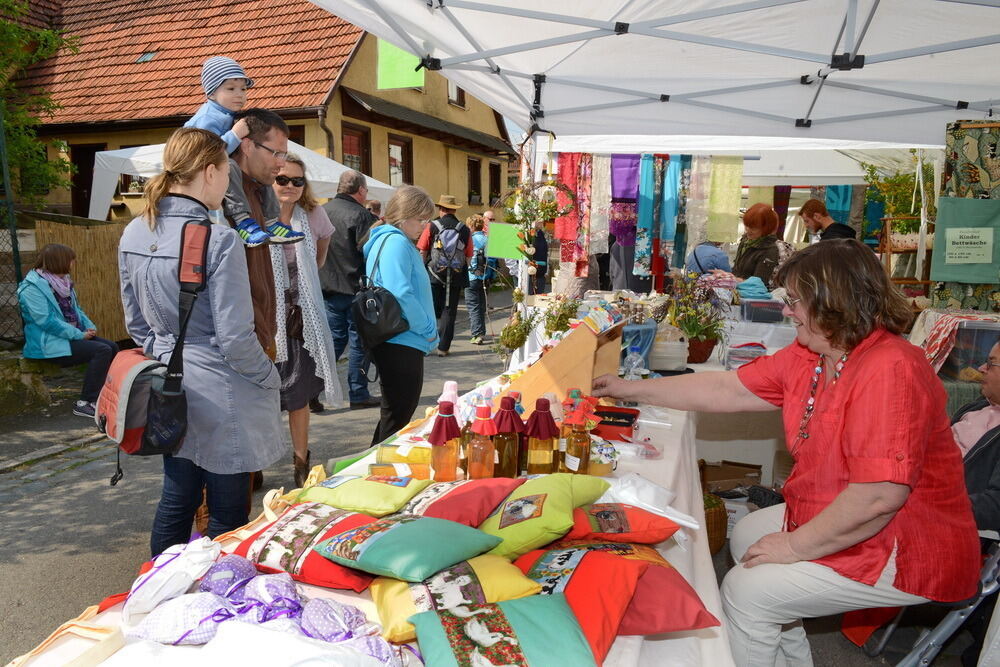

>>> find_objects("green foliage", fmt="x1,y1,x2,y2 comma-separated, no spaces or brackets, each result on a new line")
860,150,937,235
668,272,725,341
542,296,580,338
1,0,76,207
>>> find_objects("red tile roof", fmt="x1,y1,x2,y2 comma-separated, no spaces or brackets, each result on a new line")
19,0,363,125
18,0,62,29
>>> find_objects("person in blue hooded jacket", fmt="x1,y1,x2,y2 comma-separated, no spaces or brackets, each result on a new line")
17,243,119,418
363,185,439,444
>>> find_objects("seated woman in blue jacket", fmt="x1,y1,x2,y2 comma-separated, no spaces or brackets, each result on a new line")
362,185,439,445
17,243,119,418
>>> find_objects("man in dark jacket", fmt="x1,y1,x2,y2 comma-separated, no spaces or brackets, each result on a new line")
317,170,380,409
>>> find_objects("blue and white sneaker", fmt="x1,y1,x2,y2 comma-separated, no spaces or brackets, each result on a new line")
73,400,95,418
265,219,305,245
235,218,271,247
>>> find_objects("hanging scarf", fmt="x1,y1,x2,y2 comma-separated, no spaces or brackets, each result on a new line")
270,206,344,407
773,185,792,241
572,153,592,277
825,185,852,225
684,156,713,248
589,155,611,254
554,152,580,242
707,155,743,244
672,156,692,268
633,154,656,276
609,154,640,246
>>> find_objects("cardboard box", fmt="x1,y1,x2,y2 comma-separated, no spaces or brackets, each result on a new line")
723,497,758,538
701,460,763,493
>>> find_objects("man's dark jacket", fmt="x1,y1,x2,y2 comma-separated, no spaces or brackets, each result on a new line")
819,222,857,240
954,397,1000,531
318,193,377,297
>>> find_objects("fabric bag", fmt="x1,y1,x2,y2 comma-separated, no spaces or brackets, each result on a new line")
427,219,466,281
98,220,211,485
352,235,408,383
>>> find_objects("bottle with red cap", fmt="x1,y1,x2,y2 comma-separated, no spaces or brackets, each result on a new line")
525,397,560,474
468,404,498,479
493,396,525,478
429,401,461,482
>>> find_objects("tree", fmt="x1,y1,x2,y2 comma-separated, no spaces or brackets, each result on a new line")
1,0,76,208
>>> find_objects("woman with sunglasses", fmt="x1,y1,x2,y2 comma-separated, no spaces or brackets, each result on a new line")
271,155,342,486
593,239,979,666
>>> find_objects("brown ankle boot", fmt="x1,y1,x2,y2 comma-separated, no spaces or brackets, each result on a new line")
294,451,311,488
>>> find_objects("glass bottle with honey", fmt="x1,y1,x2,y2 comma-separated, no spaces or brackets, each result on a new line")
524,398,559,474
468,404,498,479
562,409,591,475
492,396,524,478
429,401,461,482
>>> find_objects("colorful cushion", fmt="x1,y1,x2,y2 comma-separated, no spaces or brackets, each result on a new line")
553,539,720,635
370,554,542,643
566,503,681,544
297,474,433,517
313,515,502,583
478,473,609,560
515,547,647,663
232,503,374,592
399,478,527,527
409,593,597,667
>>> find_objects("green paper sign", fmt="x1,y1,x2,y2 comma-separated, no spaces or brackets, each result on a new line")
486,223,524,260
377,39,425,90
930,197,1000,284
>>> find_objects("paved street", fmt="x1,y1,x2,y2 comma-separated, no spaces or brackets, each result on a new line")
0,296,511,663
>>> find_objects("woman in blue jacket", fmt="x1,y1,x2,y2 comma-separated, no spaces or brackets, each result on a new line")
363,185,439,444
17,244,119,418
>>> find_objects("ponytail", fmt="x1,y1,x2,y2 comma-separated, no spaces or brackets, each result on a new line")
143,128,227,229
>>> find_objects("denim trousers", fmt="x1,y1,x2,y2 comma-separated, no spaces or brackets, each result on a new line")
49,336,119,402
465,279,487,338
149,455,250,557
322,292,372,403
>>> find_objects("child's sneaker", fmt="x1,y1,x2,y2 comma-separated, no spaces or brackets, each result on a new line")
235,218,271,247
73,400,96,418
265,219,305,245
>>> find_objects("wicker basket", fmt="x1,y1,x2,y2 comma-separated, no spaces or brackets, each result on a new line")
703,492,728,555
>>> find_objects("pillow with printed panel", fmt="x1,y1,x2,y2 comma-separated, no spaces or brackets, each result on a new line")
296,474,433,517
231,502,374,592
398,478,527,527
408,593,597,667
313,514,502,582
370,554,541,643
515,546,647,663
477,473,609,560
552,539,719,634
566,503,681,544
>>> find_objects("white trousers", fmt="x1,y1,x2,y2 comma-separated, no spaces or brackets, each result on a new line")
721,504,928,667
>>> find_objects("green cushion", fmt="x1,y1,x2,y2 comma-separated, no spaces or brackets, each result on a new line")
478,473,610,560
312,515,502,582
409,593,597,667
297,474,433,517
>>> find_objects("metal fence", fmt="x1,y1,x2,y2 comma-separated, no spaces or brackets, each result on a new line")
0,101,24,343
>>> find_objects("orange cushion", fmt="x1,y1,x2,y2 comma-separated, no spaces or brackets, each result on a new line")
566,503,681,544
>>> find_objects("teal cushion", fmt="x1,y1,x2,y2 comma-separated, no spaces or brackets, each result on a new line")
312,515,502,582
408,593,597,667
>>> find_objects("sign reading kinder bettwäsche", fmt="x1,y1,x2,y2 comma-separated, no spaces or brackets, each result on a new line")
945,227,994,264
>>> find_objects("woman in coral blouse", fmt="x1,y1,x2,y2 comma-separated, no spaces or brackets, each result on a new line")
593,239,979,667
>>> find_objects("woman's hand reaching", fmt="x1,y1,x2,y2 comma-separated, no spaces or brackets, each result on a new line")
592,373,628,399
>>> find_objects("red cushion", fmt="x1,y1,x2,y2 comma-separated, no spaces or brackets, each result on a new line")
566,503,681,544
553,539,719,635
515,547,646,663
233,502,374,592
400,478,527,527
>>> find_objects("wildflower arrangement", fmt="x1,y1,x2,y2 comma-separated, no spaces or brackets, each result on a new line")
668,271,725,342
543,295,581,338
500,180,576,276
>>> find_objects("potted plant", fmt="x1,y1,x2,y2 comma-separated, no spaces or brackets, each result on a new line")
668,272,725,363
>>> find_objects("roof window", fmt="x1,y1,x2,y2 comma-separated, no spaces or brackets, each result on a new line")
136,52,156,63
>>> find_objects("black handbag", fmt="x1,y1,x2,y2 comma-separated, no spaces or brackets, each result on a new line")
353,234,409,355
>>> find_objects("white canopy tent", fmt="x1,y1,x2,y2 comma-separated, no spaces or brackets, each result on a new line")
89,141,395,220
312,0,1000,146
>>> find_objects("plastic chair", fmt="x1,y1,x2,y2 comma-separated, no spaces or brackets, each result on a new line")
864,538,1000,666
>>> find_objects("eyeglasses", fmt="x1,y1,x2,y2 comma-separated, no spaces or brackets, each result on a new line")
253,141,288,161
980,361,1000,372
275,175,305,187
781,295,802,308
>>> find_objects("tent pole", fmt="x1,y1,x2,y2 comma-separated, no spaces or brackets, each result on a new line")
811,105,959,125
439,29,614,68
629,26,826,63
823,80,978,111
850,0,881,60
844,0,857,56
633,0,808,29
868,34,1000,64
355,0,425,57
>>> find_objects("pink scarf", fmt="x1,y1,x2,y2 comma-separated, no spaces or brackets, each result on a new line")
39,270,73,298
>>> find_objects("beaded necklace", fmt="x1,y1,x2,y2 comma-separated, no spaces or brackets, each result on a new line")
795,352,849,442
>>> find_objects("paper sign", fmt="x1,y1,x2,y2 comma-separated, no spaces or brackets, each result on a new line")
377,39,425,90
485,222,524,260
945,227,993,264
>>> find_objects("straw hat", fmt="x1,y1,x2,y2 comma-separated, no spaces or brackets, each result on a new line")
436,194,462,209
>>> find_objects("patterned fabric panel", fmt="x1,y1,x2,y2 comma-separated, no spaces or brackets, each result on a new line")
439,604,528,667
525,548,588,595
315,514,421,562
246,502,354,575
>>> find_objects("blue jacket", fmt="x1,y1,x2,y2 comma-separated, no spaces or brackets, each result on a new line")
685,242,731,274
363,224,439,354
17,270,96,359
183,100,241,154
467,230,497,282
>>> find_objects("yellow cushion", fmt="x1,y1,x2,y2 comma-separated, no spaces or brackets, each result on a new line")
370,554,542,643
297,474,433,517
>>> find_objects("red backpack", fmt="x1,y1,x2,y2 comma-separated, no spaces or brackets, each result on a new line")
97,220,211,485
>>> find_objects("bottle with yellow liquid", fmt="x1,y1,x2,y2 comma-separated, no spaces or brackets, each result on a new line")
468,404,498,479
492,396,524,478
429,401,461,482
524,397,559,474
562,412,591,475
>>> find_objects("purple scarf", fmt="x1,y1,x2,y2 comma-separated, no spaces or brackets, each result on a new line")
38,270,80,329
610,154,641,246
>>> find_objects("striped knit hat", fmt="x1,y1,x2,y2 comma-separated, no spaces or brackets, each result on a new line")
200,56,254,96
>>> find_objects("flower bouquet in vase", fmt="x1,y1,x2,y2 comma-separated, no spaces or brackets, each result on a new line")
668,271,725,364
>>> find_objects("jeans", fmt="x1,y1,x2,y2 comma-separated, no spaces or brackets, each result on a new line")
322,292,372,403
50,336,119,402
465,279,487,338
149,455,250,557
431,273,465,353
370,342,424,445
